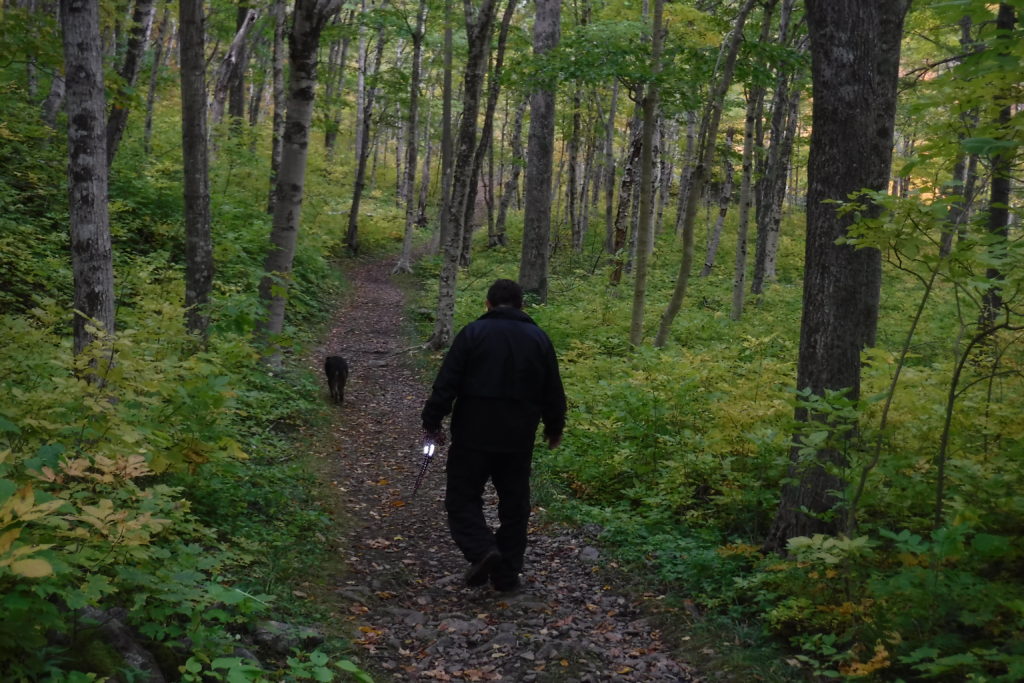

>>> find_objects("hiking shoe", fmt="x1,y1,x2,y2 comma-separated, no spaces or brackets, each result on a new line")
464,548,501,587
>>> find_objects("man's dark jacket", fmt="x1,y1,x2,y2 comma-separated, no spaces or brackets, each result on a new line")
422,307,566,453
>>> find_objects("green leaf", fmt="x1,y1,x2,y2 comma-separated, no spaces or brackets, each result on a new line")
0,416,20,434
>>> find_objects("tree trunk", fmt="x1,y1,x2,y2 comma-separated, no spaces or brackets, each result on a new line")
61,0,116,359
323,14,352,156
602,80,619,251
568,87,582,251
394,0,428,274
143,4,171,155
345,30,385,254
417,87,434,225
731,90,760,320
435,0,454,254
765,0,910,550
106,0,156,167
494,96,527,247
211,8,259,126
458,0,516,268
978,3,1015,327
655,0,757,347
673,111,697,237
429,0,499,349
228,3,251,130
701,131,735,277
518,0,561,302
179,0,213,337
653,119,673,233
752,1,804,295
41,67,66,129
267,0,286,214
609,122,641,278
629,0,664,346
257,0,341,360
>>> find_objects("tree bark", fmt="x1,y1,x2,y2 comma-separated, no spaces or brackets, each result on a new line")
323,13,353,155
518,0,561,302
731,91,759,320
435,0,454,254
179,0,213,336
701,131,735,277
609,120,641,280
394,0,429,274
267,0,286,214
979,4,1015,327
458,0,516,268
228,3,251,129
345,29,385,254
494,97,527,247
211,8,259,126
142,4,171,155
61,0,116,359
602,80,619,251
629,0,664,346
257,0,341,359
428,0,499,349
106,0,156,166
765,0,910,550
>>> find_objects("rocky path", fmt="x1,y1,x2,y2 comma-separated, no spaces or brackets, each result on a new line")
315,257,697,682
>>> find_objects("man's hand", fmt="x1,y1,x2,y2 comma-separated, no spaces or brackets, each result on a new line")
423,428,447,447
546,433,562,450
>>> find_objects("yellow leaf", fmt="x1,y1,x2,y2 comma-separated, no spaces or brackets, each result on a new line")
0,528,20,553
10,557,53,578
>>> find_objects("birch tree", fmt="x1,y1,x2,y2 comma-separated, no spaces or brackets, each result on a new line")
628,0,664,346
257,0,342,360
429,0,499,349
394,0,429,274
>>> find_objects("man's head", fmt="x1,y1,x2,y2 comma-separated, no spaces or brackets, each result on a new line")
486,279,523,310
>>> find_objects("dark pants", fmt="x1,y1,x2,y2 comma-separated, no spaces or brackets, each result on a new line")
445,445,532,586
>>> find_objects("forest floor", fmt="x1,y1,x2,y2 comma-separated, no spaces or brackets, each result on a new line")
308,255,699,682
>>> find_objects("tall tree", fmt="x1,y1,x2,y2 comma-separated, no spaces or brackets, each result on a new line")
628,0,664,346
211,8,259,126
655,0,758,347
60,0,115,358
518,0,561,302
267,0,287,213
257,0,342,359
345,27,385,254
765,0,911,549
429,0,499,349
458,0,516,268
142,4,171,155
978,3,1016,327
752,0,803,295
435,0,454,254
228,2,252,128
179,0,213,336
394,0,429,274
106,0,156,166
493,96,528,247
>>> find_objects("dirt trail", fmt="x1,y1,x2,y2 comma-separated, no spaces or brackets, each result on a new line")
316,257,697,682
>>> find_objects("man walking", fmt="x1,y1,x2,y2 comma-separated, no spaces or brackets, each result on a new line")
422,279,566,592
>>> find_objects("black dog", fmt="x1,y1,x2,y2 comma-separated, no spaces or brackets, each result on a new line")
324,356,349,404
